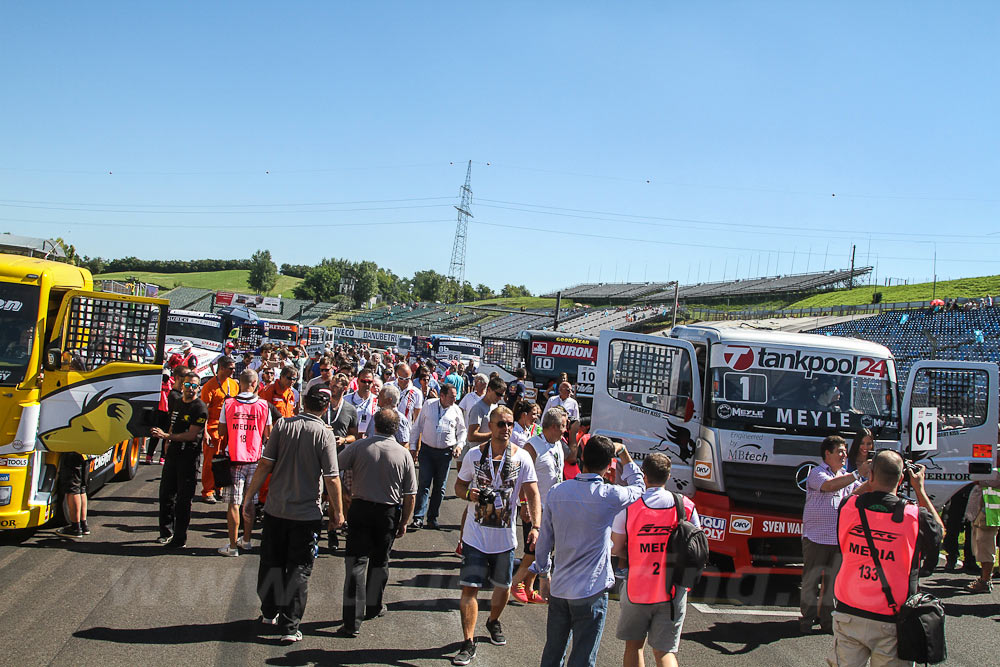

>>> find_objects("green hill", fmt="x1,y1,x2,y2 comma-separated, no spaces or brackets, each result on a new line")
94,270,301,297
459,296,558,309
787,275,1000,309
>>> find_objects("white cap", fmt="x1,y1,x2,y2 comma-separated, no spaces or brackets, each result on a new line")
179,340,193,352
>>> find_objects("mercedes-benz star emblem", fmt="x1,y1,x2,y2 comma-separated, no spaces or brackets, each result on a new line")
795,462,817,492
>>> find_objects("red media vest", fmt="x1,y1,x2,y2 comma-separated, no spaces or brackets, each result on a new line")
223,398,270,463
834,495,919,620
625,495,697,604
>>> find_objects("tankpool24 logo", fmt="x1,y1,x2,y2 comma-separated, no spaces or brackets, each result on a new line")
722,346,755,371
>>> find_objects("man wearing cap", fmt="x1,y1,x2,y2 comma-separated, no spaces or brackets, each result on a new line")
241,384,345,644
177,340,199,371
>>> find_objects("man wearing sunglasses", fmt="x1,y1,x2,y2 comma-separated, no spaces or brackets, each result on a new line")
260,366,298,419
452,407,541,666
153,371,209,549
304,356,335,394
346,368,378,436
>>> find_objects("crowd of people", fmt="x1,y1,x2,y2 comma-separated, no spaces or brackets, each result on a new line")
52,338,1000,666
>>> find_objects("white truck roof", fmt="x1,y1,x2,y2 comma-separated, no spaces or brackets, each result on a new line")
671,323,893,358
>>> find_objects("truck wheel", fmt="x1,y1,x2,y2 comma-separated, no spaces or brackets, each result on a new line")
114,439,141,482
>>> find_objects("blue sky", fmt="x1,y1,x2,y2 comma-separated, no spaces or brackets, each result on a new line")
2,2,998,295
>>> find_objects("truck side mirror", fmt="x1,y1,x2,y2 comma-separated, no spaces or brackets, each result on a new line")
44,347,61,372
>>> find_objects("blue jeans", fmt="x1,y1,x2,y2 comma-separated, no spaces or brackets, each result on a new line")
414,446,452,522
540,590,609,667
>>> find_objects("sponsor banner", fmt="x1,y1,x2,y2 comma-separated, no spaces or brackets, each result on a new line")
729,515,753,535
0,299,24,312
0,457,29,467
711,344,889,379
0,473,9,481
529,340,597,363
714,404,899,431
726,442,769,462
332,327,401,346
762,519,802,535
694,460,713,480
216,291,282,314
701,515,727,541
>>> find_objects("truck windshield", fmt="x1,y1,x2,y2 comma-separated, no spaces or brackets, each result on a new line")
710,362,899,437
0,282,40,386
166,315,224,350
266,326,298,343
435,341,481,358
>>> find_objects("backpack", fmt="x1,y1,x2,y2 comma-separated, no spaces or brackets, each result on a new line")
664,492,710,593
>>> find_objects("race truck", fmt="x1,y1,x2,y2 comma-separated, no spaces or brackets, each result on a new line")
298,325,327,356
0,253,167,529
262,318,300,348
165,309,227,378
428,334,482,371
591,324,997,576
479,330,598,412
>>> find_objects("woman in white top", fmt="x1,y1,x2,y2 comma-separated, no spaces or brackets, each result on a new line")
510,399,540,447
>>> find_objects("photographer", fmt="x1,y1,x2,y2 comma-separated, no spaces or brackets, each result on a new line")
452,407,541,666
828,450,943,666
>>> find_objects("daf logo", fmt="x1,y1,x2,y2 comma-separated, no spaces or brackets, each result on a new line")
795,463,816,492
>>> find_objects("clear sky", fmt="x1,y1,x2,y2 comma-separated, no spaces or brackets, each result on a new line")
2,2,998,296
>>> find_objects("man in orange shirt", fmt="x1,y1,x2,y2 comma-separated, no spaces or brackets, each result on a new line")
260,365,298,419
199,355,239,503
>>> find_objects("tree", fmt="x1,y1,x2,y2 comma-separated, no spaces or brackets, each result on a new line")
412,269,448,302
247,249,278,294
501,284,532,298
294,263,341,301
475,283,495,300
461,281,478,302
352,261,378,308
280,263,311,278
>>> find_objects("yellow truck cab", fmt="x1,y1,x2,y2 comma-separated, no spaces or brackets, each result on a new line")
0,253,167,529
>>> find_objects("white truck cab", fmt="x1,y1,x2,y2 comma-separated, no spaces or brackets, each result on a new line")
592,324,997,575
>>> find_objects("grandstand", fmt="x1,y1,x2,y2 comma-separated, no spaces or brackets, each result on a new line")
161,287,342,325
545,268,871,304
806,305,1000,385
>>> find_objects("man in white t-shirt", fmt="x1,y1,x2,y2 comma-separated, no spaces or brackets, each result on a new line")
390,362,424,423
544,381,580,421
452,406,541,666
345,367,378,437
458,373,488,418
511,407,566,604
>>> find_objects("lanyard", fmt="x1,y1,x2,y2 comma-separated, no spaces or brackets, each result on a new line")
480,444,510,489
326,399,343,426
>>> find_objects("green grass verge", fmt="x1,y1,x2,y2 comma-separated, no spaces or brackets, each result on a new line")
94,270,302,297
459,296,559,309
786,275,1000,309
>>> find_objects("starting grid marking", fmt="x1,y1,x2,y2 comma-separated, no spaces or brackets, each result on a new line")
690,602,799,617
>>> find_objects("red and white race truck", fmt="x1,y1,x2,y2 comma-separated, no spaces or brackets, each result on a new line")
592,324,998,577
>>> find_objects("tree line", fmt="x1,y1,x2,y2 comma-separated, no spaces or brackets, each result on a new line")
57,241,532,308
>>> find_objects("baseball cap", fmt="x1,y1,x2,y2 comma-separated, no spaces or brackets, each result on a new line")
305,384,332,407
179,340,193,353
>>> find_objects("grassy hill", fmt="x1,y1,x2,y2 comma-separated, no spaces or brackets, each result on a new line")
459,296,559,309
94,270,301,297
787,275,1000,309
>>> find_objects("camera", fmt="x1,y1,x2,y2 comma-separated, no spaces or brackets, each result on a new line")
478,488,496,506
903,460,920,477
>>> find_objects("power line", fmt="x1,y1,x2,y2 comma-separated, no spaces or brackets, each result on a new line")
0,202,451,215
0,195,452,208
2,217,453,230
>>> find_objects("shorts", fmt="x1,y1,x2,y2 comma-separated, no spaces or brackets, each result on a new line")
220,462,258,506
341,469,353,497
59,453,89,496
971,512,999,564
521,518,535,555
459,542,515,589
616,587,687,653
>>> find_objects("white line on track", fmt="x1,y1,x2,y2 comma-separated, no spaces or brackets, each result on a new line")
691,602,799,617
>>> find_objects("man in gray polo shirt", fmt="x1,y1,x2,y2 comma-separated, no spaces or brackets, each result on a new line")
338,408,417,637
241,384,345,644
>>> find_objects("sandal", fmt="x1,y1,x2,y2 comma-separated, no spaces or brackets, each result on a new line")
965,578,993,593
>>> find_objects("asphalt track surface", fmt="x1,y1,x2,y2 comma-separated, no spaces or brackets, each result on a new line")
0,464,996,666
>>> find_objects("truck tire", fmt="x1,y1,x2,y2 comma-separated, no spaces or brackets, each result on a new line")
113,439,141,482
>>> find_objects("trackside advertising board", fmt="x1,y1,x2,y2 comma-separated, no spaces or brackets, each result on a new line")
332,327,401,346
216,291,281,314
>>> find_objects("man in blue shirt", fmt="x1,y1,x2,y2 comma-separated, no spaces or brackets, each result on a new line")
532,435,645,667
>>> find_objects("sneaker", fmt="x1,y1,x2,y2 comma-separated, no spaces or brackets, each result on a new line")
364,604,388,620
944,557,960,571
158,457,165,465
57,525,84,538
527,590,547,604
217,544,240,557
966,578,993,594
511,583,530,604
156,535,172,545
239,538,253,551
485,619,506,646
204,495,218,504
80,522,91,535
409,518,424,531
280,630,303,643
163,540,187,550
426,519,440,530
799,618,814,634
452,639,476,665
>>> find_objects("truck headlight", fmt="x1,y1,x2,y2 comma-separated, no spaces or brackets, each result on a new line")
0,486,11,506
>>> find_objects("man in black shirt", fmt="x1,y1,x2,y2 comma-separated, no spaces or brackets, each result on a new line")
153,370,209,549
